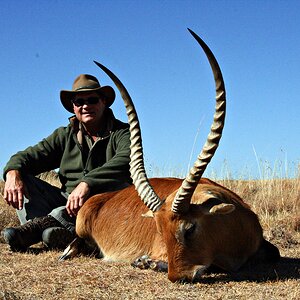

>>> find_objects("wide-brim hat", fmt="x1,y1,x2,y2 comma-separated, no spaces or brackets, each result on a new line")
60,74,115,113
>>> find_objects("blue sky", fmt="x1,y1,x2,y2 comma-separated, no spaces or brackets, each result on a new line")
1,0,299,180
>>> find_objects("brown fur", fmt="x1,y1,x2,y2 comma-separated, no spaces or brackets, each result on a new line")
75,177,279,282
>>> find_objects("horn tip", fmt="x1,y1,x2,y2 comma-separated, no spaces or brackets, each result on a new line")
94,60,101,66
94,60,107,73
187,28,196,37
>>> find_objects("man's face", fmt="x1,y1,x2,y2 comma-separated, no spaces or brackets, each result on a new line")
72,92,106,127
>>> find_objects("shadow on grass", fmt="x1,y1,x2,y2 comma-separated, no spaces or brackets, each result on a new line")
200,256,300,284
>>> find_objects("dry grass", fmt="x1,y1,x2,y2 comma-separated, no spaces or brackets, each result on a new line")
0,173,299,300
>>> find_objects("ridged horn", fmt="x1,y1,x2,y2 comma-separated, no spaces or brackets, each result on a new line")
171,29,226,214
94,61,164,212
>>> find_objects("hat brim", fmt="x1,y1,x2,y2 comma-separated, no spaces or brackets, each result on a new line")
60,86,115,113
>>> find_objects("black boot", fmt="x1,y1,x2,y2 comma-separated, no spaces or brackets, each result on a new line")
1,215,62,252
42,227,76,250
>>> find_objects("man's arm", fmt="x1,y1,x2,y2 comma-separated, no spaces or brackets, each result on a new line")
2,127,68,209
3,126,67,180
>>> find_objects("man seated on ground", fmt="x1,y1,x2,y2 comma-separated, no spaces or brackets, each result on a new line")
2,74,131,251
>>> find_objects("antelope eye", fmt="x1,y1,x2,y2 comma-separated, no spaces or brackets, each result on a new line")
184,223,196,238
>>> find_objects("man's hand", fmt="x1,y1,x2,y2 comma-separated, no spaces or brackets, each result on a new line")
4,170,26,210
66,182,90,217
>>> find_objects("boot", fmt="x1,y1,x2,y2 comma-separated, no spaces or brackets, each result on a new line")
1,215,62,252
42,227,76,250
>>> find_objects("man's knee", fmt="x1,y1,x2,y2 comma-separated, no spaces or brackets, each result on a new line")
49,206,75,231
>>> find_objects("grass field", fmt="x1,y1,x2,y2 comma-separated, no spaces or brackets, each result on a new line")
0,173,299,299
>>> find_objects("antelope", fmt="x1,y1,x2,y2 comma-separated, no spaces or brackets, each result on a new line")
60,29,280,283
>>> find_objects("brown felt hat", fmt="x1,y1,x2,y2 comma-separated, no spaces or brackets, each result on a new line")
60,74,115,113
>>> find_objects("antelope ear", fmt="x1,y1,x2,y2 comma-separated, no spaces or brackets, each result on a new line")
142,210,155,218
209,203,235,215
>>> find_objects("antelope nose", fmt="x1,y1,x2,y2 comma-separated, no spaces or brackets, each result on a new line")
192,265,209,282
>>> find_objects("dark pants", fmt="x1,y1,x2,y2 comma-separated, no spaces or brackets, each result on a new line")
17,175,75,231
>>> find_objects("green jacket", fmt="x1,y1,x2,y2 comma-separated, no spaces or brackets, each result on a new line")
3,109,132,194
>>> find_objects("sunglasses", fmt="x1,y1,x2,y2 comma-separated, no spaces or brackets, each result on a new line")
72,97,100,107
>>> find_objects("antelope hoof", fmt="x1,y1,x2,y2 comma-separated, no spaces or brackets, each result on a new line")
132,255,168,272
59,237,82,261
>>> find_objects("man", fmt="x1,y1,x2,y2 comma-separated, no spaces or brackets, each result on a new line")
2,74,131,252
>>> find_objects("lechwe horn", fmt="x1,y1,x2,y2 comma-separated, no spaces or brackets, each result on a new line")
171,29,226,214
94,61,164,212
